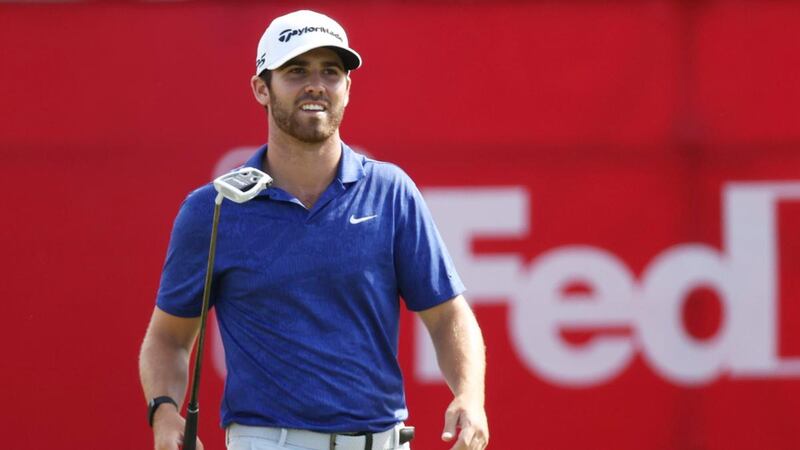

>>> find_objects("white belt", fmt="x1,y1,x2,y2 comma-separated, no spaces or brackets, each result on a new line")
227,422,403,450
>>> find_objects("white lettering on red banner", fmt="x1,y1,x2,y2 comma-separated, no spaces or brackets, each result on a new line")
420,183,800,387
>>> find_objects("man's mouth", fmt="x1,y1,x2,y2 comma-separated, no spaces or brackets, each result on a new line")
299,102,327,112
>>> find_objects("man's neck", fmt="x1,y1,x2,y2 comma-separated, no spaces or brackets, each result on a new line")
264,130,342,209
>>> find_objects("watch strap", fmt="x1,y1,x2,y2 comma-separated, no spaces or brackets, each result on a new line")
147,396,178,427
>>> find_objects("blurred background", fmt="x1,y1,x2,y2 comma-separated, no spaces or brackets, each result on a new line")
2,0,800,449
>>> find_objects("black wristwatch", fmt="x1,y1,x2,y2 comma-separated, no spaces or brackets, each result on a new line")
147,396,178,427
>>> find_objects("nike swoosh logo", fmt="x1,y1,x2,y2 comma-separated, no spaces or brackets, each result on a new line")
349,214,378,224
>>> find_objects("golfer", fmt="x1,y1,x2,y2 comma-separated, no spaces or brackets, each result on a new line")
139,9,488,450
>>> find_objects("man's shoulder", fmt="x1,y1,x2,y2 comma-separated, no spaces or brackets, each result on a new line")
173,182,217,223
361,156,414,187
184,182,217,206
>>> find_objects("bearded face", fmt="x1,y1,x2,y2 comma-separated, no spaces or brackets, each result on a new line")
264,48,350,144
268,88,345,143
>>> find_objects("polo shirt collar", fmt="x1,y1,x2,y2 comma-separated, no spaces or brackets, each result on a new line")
338,143,366,184
244,144,268,170
243,142,365,185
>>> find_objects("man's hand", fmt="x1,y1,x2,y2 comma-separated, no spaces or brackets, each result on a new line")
152,405,204,450
441,395,489,450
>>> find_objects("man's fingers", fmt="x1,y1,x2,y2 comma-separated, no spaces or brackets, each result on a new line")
468,425,489,450
460,426,477,450
447,427,472,450
442,408,459,441
469,432,486,450
448,424,489,450
178,435,204,450
461,426,476,445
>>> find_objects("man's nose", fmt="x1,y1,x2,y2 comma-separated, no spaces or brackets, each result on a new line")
304,72,325,95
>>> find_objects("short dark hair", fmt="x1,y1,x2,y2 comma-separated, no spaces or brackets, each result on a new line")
258,70,271,88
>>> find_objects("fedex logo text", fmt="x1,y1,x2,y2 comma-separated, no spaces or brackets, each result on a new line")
418,183,800,387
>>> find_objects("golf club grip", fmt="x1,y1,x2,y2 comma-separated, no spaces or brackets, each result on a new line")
182,406,199,450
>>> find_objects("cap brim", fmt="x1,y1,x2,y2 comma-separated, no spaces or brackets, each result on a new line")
330,46,361,71
264,42,362,72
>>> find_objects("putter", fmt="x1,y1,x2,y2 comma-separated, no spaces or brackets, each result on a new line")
182,167,272,450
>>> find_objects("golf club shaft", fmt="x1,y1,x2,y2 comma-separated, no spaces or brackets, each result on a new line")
183,198,223,450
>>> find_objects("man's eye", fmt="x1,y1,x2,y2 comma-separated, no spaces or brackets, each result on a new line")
289,67,305,74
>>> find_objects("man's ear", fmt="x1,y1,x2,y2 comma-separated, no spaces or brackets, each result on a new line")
343,74,351,108
251,75,270,107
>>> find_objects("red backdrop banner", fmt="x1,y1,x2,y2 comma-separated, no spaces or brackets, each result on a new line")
2,2,799,449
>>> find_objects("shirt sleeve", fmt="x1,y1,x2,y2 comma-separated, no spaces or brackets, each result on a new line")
155,186,216,317
393,172,466,311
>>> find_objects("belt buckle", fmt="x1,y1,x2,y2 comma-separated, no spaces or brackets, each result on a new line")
328,432,374,450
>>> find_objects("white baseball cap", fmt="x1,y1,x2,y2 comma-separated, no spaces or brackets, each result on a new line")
255,10,362,75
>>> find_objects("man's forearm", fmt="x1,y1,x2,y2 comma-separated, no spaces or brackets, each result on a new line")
426,297,486,402
139,308,201,408
139,333,192,406
139,308,205,449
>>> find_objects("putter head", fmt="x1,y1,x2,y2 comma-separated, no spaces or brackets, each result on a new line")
213,167,273,203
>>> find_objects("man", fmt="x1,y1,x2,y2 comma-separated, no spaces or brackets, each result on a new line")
139,9,488,450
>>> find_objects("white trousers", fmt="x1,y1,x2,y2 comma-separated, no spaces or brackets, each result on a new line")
226,423,412,450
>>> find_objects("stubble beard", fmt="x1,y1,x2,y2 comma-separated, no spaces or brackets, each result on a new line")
269,93,344,144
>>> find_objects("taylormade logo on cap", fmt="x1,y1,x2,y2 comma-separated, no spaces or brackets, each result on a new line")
255,10,362,74
278,26,344,44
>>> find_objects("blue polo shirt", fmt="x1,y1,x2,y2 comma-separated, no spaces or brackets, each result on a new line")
156,143,465,432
